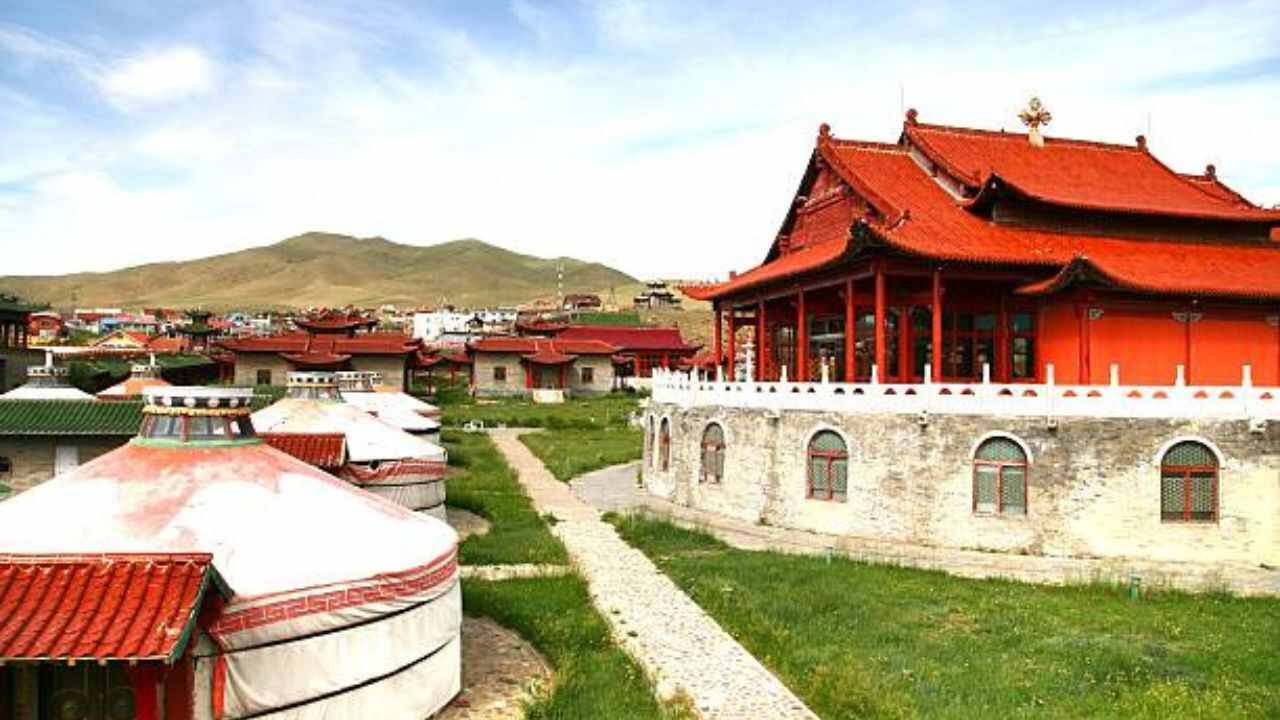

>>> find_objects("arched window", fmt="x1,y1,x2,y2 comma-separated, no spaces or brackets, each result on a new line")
701,423,725,483
659,418,671,472
973,437,1027,515
1161,441,1218,522
806,430,848,502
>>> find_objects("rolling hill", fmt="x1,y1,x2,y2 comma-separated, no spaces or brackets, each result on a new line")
0,233,641,310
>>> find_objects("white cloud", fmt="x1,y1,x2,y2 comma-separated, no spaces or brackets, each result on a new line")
98,47,214,106
0,1,1277,284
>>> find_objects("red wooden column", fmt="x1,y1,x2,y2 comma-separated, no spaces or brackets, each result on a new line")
931,268,943,382
756,301,766,381
726,308,736,380
844,278,856,382
1076,299,1091,384
997,293,1009,381
874,263,887,380
796,289,808,381
713,304,723,369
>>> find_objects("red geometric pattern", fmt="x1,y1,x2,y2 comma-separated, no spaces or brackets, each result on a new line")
341,459,447,483
210,549,457,636
0,553,220,661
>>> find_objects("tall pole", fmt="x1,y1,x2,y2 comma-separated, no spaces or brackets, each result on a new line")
931,268,943,382
874,262,887,380
844,277,855,382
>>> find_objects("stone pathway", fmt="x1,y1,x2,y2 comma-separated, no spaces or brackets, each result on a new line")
436,617,552,720
488,430,818,720
446,507,492,541
460,564,572,581
573,462,1280,597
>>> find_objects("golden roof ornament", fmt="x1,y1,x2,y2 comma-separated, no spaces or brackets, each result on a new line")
1018,97,1052,147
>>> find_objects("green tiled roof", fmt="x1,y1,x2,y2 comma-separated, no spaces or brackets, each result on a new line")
0,400,143,436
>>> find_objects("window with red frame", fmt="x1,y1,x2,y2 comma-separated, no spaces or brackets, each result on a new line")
659,418,671,471
973,437,1027,515
1161,441,1218,522
806,430,847,502
701,423,725,483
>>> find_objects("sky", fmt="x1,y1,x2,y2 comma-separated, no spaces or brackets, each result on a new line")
1,0,1278,281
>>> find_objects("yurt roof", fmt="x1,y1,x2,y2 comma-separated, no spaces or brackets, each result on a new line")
253,398,445,463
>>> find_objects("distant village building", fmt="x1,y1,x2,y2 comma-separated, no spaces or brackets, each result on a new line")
468,337,618,397
0,294,41,392
555,325,699,379
220,311,422,389
563,293,603,312
645,105,1280,586
0,386,461,719
25,311,63,341
633,280,682,309
412,307,517,343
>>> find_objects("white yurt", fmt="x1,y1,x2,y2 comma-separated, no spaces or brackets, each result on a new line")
0,386,461,719
1,354,95,400
336,371,442,435
253,372,448,518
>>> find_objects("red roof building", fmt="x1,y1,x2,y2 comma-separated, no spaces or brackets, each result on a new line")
685,104,1280,386
553,325,699,378
219,332,421,390
467,336,619,396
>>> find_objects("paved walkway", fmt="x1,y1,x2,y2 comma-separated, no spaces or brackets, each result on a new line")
488,430,818,720
572,462,1280,597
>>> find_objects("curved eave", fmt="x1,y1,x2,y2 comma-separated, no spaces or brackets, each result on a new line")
280,352,353,366
1013,254,1280,301
521,352,577,365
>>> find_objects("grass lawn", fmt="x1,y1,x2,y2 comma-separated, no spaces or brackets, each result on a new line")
609,515,1280,720
464,574,691,719
441,392,641,430
440,429,567,566
520,426,643,481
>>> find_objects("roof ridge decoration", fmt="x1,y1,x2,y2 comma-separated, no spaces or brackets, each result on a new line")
1018,96,1053,147
816,124,906,225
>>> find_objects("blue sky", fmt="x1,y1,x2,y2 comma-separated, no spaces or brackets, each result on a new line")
1,0,1278,280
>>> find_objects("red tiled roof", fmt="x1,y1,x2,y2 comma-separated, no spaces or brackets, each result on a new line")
555,325,697,352
469,336,618,355
523,349,577,364
905,122,1280,222
0,553,227,662
259,432,346,468
689,121,1280,302
97,376,171,400
220,332,418,356
146,336,188,353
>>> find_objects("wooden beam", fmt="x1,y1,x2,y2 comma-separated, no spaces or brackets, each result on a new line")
874,262,887,379
931,268,943,382
727,309,736,380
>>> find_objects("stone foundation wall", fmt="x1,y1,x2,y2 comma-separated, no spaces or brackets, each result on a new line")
0,437,128,497
641,403,1280,568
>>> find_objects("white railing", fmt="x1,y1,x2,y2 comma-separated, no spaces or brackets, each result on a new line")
651,364,1280,422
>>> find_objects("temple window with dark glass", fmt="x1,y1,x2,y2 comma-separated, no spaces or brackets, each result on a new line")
1009,311,1037,380
807,315,845,381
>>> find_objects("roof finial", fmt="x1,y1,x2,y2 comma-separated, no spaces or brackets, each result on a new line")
1018,97,1052,147
1205,163,1216,179
1135,135,1147,150
905,108,919,126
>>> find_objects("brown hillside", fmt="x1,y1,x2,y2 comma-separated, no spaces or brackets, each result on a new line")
0,233,638,310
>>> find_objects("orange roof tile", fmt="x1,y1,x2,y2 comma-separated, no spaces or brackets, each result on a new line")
259,433,347,468
0,553,227,662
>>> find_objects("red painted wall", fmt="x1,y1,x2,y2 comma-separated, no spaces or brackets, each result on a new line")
1037,302,1079,382
1191,313,1279,385
1089,308,1186,385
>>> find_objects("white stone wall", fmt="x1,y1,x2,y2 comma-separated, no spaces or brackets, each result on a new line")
642,403,1280,569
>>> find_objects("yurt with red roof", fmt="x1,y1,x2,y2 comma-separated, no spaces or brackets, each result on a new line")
253,372,448,518
0,386,461,719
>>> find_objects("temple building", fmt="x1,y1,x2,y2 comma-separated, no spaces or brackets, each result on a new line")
0,386,461,719
646,103,1280,592
219,311,421,390
468,336,619,397
684,104,1280,387
0,398,141,497
252,372,448,516
554,325,700,379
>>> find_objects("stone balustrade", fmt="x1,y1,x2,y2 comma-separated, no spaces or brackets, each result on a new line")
651,364,1279,422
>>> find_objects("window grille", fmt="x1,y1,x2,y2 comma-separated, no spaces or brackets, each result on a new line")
701,424,725,483
973,437,1028,515
1160,441,1218,522
659,418,671,472
580,367,594,384
807,430,848,502
493,366,507,382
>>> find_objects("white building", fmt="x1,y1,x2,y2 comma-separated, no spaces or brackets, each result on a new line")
413,307,517,342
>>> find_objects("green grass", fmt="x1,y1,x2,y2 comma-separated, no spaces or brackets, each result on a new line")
609,515,1280,720
464,574,689,719
441,393,640,430
574,311,643,326
520,427,643,481
440,429,567,566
